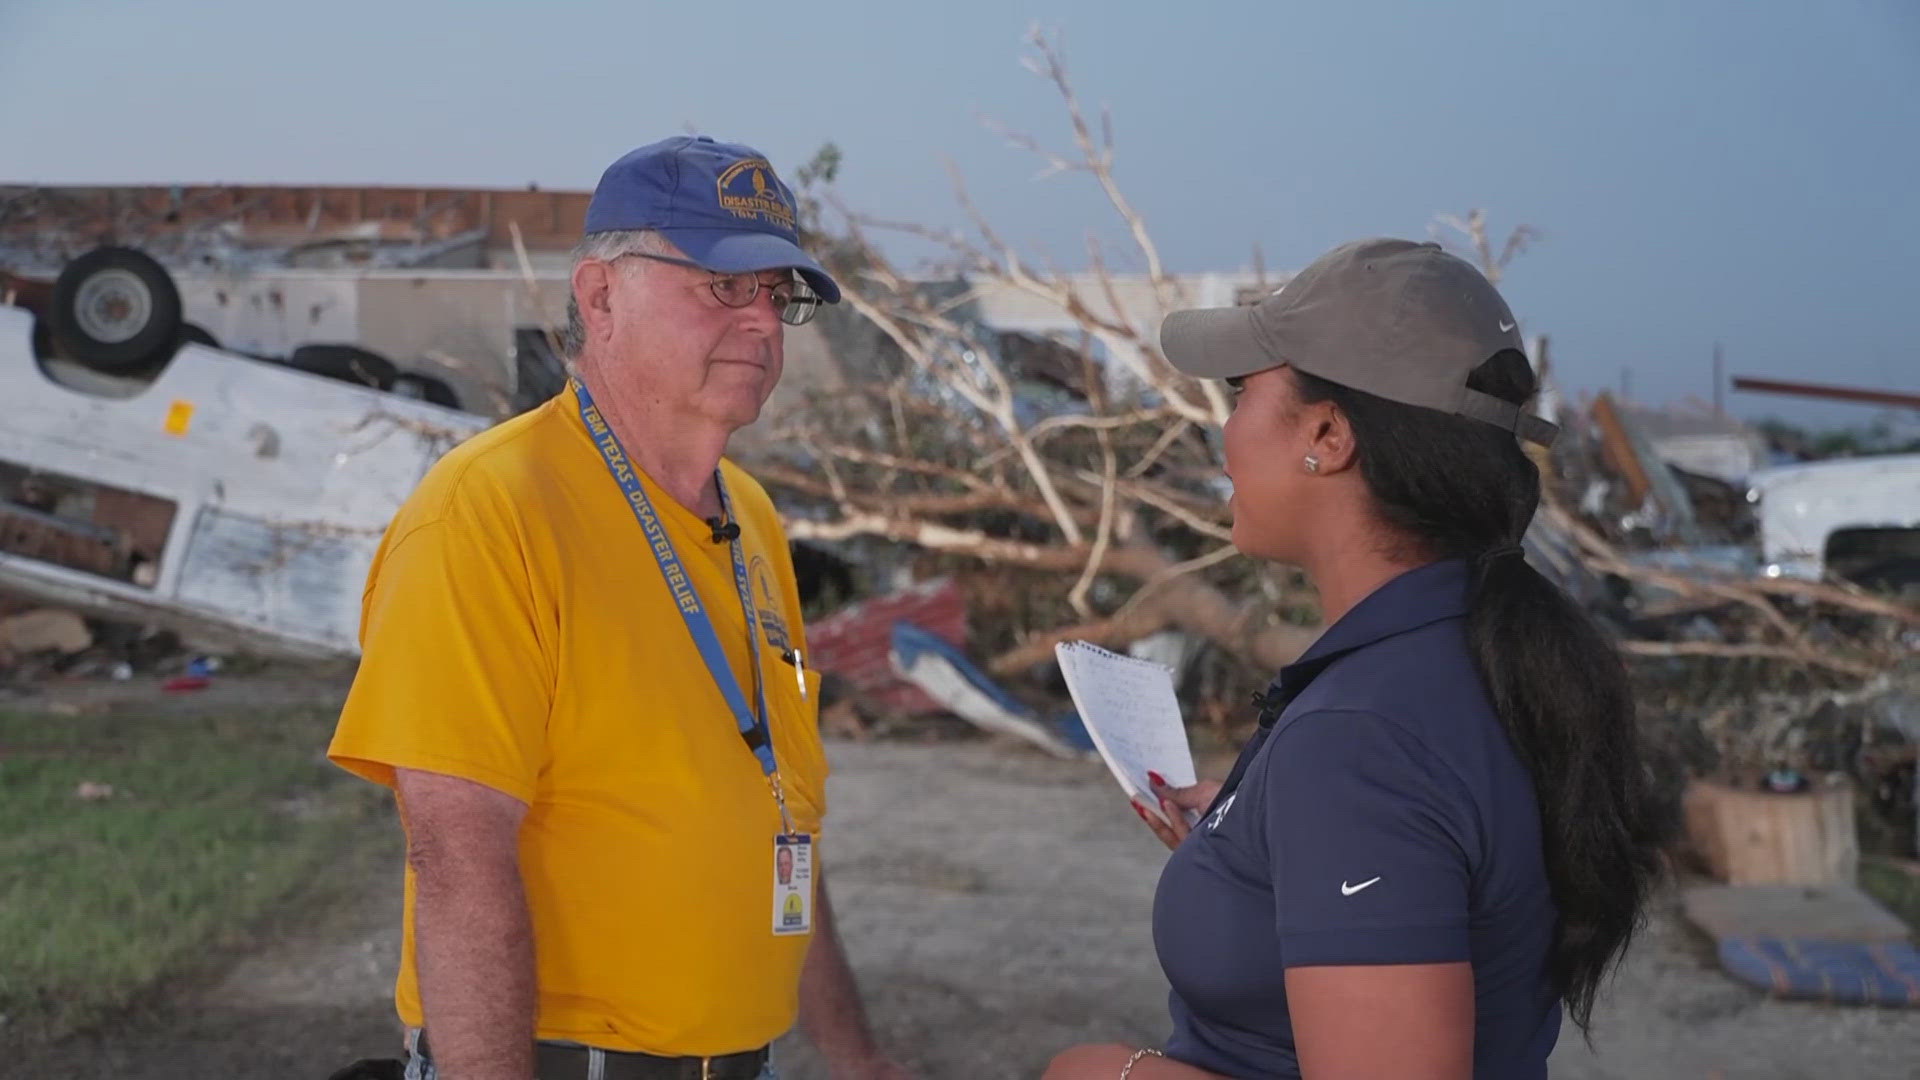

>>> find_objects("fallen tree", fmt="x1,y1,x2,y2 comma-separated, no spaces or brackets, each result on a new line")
759,30,1316,681
750,29,1918,760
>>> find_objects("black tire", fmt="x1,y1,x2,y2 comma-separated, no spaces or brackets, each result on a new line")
1827,527,1920,564
511,326,568,414
29,315,56,362
47,246,184,373
284,344,397,391
1844,558,1920,598
390,373,462,410
1827,528,1920,592
176,322,220,350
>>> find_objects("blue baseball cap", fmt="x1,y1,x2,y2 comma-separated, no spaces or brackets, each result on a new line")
584,136,840,304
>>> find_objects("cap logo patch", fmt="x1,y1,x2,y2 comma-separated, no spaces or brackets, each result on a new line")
716,158,795,229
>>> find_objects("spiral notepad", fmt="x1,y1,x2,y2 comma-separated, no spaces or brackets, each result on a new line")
1054,640,1199,827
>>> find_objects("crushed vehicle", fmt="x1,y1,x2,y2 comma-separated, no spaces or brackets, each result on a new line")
0,246,492,655
1746,453,1920,592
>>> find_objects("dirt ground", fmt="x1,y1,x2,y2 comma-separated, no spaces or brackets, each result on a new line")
16,731,1920,1079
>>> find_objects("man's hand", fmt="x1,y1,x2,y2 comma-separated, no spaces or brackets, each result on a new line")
1132,773,1224,850
800,863,915,1079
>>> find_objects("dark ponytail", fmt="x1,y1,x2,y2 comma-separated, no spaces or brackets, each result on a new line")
1294,353,1662,1034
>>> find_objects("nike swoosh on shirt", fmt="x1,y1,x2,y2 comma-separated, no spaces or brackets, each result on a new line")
1340,876,1382,896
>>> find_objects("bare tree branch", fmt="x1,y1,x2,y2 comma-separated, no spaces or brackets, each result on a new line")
1498,224,1540,272
1545,504,1916,631
1019,26,1181,306
1431,208,1539,287
784,512,1086,568
988,612,1169,676
1105,543,1243,628
1074,472,1233,542
1068,427,1120,617
796,435,850,505
1619,640,1883,679
1746,575,1920,627
836,277,1087,544
743,32,1329,684
1027,407,1176,442
933,163,1220,424
1126,419,1196,480
789,442,999,494
759,464,1052,521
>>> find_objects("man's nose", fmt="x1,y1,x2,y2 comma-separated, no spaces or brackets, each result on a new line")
734,288,784,335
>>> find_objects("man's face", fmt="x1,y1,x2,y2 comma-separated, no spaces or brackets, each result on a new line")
776,846,794,883
585,246,788,430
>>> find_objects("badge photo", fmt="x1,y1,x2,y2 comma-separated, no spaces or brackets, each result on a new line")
772,833,814,936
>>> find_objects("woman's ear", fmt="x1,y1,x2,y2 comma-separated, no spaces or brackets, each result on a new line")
1305,400,1359,475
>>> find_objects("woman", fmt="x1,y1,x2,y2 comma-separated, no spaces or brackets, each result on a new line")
1046,239,1662,1080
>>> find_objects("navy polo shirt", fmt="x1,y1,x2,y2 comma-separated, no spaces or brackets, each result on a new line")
1152,559,1560,1079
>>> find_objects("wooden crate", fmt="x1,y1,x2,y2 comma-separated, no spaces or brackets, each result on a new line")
1684,778,1858,886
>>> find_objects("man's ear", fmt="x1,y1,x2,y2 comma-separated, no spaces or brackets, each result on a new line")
571,259,618,350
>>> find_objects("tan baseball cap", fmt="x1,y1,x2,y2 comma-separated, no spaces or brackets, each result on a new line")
1160,237,1558,446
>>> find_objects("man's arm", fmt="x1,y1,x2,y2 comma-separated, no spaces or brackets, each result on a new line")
799,864,908,1080
398,768,535,1080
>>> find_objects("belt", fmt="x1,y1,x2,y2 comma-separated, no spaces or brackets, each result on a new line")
413,1030,769,1080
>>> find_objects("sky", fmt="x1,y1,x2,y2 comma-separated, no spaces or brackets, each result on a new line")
3,0,1916,429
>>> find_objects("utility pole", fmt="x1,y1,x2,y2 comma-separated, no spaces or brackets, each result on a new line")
1713,342,1725,417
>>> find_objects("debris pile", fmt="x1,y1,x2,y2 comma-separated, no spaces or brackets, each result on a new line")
0,591,232,697
1527,375,1918,857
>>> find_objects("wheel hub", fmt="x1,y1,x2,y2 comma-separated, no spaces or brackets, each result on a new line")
73,269,153,344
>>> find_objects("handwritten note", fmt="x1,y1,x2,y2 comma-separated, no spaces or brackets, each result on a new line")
1054,640,1198,826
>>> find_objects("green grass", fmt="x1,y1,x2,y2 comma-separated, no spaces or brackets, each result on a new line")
1859,856,1920,934
0,700,381,1041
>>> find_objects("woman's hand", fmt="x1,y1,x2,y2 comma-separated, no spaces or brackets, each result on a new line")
1133,773,1223,849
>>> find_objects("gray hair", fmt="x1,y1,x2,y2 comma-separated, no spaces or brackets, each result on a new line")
560,229,673,359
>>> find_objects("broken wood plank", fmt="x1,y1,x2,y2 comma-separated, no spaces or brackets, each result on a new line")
1682,883,1911,944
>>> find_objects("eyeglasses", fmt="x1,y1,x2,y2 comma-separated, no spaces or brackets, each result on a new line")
614,251,821,326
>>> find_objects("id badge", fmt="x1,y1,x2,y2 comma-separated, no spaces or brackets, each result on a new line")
771,833,814,936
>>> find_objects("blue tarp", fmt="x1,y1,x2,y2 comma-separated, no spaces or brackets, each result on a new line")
1719,937,1920,1007
889,620,1093,751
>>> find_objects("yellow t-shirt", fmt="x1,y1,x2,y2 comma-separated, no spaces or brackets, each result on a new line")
327,385,827,1056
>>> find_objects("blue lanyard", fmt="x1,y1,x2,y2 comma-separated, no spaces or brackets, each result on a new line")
571,380,780,783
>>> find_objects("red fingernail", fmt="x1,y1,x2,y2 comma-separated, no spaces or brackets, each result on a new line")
1148,771,1167,787
1133,803,1150,822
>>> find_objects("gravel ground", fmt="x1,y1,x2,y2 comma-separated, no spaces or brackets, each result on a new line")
17,736,1920,1079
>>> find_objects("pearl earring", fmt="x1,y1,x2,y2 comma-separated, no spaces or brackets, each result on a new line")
1304,455,1321,474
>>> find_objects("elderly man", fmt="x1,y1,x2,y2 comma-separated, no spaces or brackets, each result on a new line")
329,136,905,1080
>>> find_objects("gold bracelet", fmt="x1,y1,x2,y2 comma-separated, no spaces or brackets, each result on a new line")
1119,1047,1165,1079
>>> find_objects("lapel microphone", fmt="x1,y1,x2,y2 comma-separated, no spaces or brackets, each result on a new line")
706,517,741,543
1250,687,1288,725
